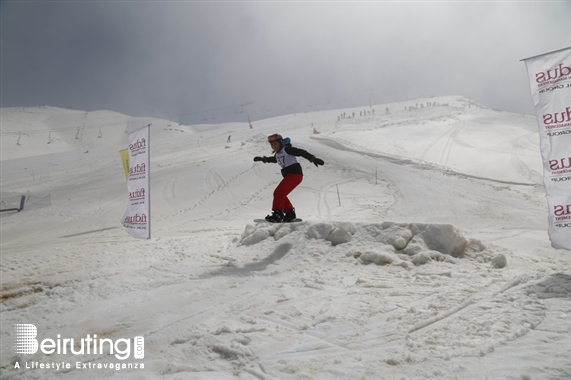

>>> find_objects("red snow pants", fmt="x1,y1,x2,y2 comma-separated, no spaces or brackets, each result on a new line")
272,174,303,212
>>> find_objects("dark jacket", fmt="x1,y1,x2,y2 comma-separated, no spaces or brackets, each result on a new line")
265,144,315,177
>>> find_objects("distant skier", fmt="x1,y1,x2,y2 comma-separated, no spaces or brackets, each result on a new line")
254,134,324,222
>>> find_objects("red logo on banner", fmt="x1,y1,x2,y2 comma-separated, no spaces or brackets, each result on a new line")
549,157,571,171
129,163,146,176
535,63,571,85
542,107,571,128
124,213,148,224
129,138,146,152
554,204,571,220
129,188,146,201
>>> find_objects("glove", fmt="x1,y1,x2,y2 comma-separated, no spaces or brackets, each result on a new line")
312,157,324,167
254,156,264,162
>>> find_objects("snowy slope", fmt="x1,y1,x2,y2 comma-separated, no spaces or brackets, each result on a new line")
1,97,570,380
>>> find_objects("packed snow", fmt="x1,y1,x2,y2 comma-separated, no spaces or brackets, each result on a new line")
1,96,570,380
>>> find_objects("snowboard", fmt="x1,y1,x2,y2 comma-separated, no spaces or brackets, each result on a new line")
254,218,303,224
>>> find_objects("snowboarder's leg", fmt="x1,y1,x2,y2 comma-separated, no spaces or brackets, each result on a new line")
272,174,303,212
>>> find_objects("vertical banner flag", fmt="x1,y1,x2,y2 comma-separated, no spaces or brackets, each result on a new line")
522,47,571,250
121,125,151,239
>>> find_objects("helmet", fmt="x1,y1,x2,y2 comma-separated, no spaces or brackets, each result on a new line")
267,133,283,143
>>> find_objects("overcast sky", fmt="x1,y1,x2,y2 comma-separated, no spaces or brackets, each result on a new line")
1,1,570,123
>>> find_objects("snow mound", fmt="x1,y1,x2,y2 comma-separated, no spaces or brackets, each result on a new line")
241,221,505,267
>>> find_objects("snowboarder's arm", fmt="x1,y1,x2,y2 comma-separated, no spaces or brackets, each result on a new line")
253,156,277,163
284,146,324,166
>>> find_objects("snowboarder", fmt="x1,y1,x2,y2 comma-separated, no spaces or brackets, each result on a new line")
254,134,324,222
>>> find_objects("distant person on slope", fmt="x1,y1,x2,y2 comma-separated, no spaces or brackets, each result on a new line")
254,134,324,222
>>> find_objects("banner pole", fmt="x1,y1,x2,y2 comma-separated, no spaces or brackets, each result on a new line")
520,46,571,62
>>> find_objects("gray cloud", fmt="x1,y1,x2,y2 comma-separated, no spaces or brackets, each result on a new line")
1,1,570,123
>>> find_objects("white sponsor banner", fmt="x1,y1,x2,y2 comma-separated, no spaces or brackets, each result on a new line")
121,125,151,239
523,47,571,250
